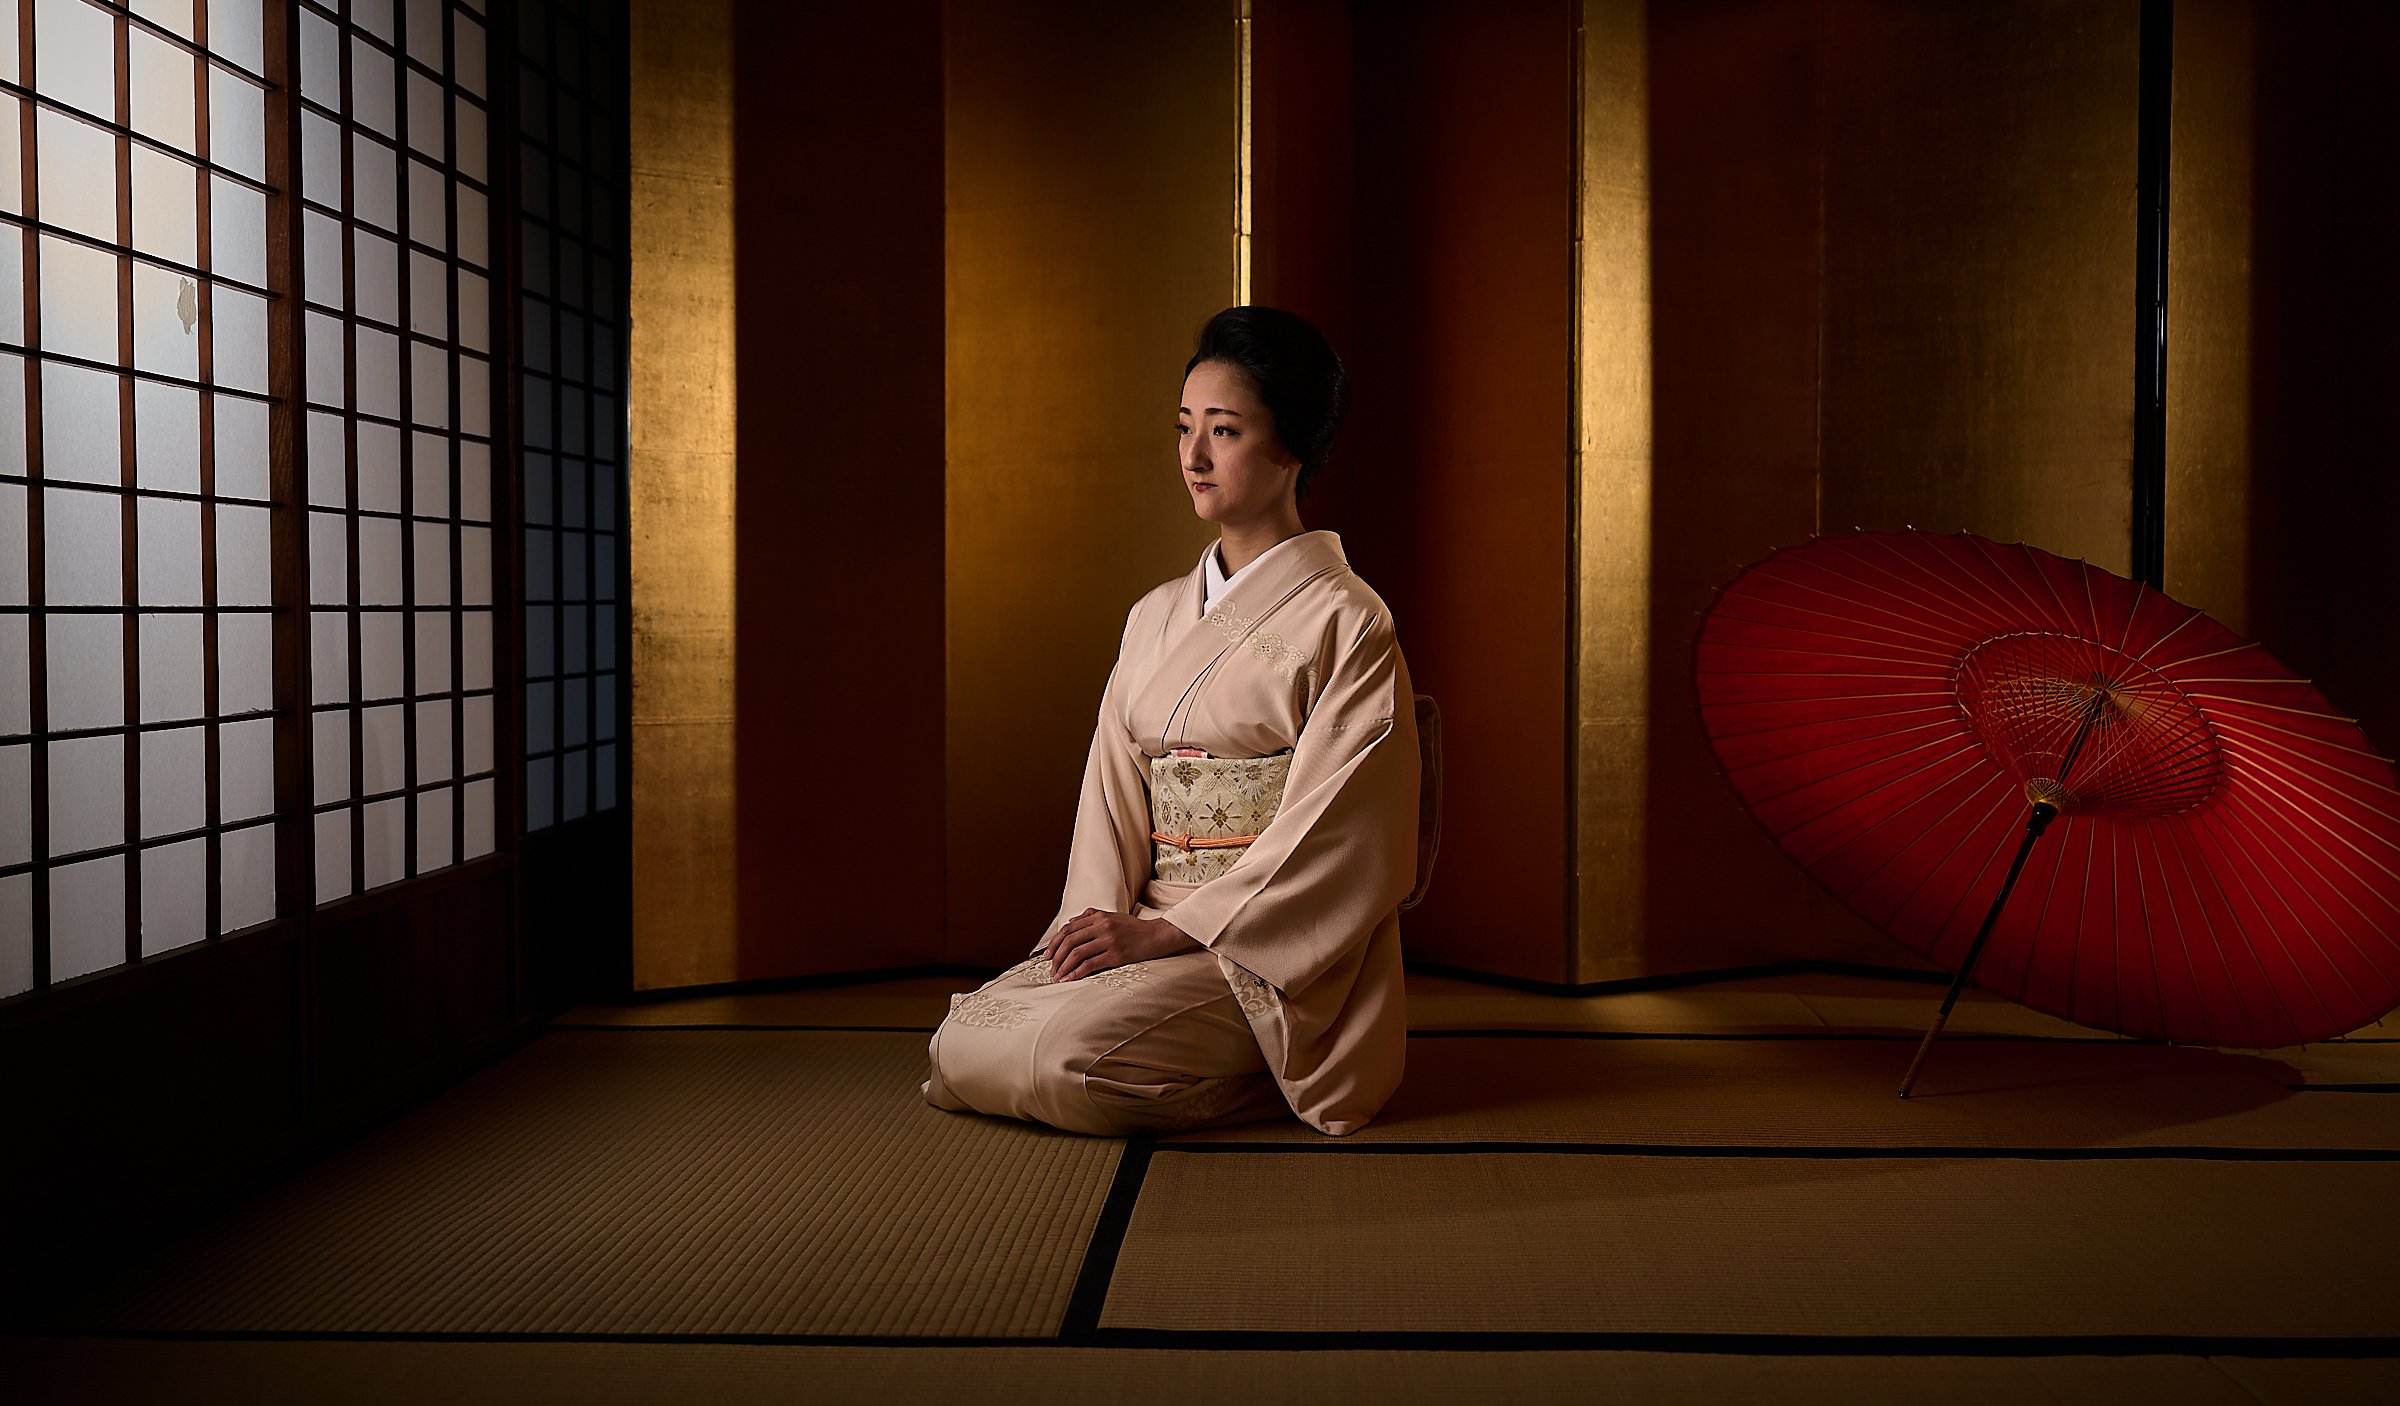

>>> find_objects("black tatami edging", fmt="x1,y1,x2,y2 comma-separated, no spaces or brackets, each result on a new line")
1058,1136,1155,1339
1146,1140,2400,1162
33,1326,2400,1359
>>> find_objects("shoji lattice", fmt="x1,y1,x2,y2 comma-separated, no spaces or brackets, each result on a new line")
514,0,619,832
293,0,496,900
1,0,277,994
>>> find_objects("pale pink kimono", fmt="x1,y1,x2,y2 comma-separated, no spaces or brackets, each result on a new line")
922,529,1421,1136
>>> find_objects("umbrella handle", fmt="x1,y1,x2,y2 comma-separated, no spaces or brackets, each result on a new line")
1898,800,2060,1098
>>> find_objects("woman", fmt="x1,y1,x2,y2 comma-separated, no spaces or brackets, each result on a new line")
921,306,1421,1137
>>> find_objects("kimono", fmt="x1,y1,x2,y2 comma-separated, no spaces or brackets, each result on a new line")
922,529,1421,1136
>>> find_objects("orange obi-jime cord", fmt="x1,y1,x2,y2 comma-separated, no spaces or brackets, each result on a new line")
1148,828,1263,851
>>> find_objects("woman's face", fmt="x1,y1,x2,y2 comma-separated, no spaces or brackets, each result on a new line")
1178,359,1299,524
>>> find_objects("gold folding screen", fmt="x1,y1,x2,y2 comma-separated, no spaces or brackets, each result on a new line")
941,1,1238,966
626,0,734,989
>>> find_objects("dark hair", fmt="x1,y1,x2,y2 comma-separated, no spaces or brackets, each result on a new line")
1185,305,1350,502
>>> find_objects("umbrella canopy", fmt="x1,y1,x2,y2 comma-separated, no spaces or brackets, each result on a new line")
1695,529,2400,1049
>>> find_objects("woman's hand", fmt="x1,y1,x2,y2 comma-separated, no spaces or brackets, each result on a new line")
1048,907,1204,981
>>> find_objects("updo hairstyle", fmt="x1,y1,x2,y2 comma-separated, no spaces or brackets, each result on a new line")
1185,305,1351,502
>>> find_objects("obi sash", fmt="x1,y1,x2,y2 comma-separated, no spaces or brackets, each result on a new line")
1148,751,1291,884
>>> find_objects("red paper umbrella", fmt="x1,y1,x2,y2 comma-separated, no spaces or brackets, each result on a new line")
1694,530,2400,1093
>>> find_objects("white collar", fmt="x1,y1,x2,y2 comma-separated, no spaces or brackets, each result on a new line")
1201,534,1303,613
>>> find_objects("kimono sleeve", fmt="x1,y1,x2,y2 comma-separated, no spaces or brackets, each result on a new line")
1155,612,1421,995
1031,599,1157,956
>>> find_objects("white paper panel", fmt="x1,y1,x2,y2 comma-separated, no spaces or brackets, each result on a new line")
128,28,197,151
0,481,24,604
303,209,343,310
139,724,206,838
524,680,551,754
307,411,347,508
357,325,401,419
456,94,487,184
462,776,493,859
38,234,119,366
459,439,490,522
0,614,26,736
216,611,271,716
460,608,492,691
218,715,272,822
134,380,202,494
308,509,349,606
455,11,486,97
0,744,30,867
405,0,442,67
211,176,268,287
353,33,396,137
137,495,203,606
0,0,23,80
310,610,349,705
312,704,350,805
214,393,271,500
360,608,403,701
359,420,403,512
314,806,350,903
354,0,394,43
0,101,20,217
523,603,551,679
206,66,266,182
301,109,341,207
562,676,586,748
0,873,30,998
214,502,271,606
356,228,401,325
361,795,405,889
410,339,449,429
458,268,489,353
304,309,345,408
457,185,488,270
353,132,399,232
412,609,451,694
406,69,442,158
524,528,551,603
359,702,405,794
34,0,115,119
49,854,126,982
462,692,491,774
130,146,199,265
595,605,617,670
595,742,617,810
207,0,265,71
219,819,275,933
0,226,22,342
297,7,340,108
130,1,194,41
359,516,402,606
408,249,446,338
413,520,451,607
412,430,451,517
138,611,205,724
414,698,451,784
48,732,125,855
140,836,209,956
45,612,122,731
44,486,122,606
526,755,552,831
132,261,204,380
408,158,445,254
414,785,451,873
594,669,616,741
458,355,490,437
212,287,269,394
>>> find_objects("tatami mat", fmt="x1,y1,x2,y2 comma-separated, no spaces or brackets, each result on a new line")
1105,1152,2400,1337
58,1031,1117,1339
1161,1035,2400,1148
16,1339,2388,1406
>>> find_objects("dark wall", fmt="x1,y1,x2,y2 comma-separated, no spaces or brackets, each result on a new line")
1325,0,1577,984
732,1,947,976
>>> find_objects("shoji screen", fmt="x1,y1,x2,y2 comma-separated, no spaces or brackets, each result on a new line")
514,0,620,833
293,0,497,900
1,0,278,996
